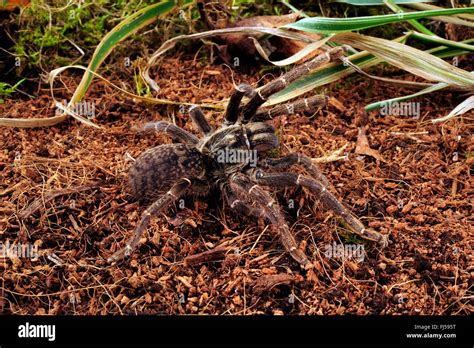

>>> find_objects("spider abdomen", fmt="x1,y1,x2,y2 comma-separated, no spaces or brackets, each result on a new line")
129,143,205,204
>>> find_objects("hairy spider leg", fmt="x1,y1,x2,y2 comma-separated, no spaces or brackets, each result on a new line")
140,121,199,144
254,95,329,121
260,153,329,187
223,84,256,125
189,106,213,135
241,47,348,123
108,178,194,263
251,171,389,247
229,172,312,269
245,122,279,152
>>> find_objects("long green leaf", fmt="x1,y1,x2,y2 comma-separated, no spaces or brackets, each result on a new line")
69,0,189,105
2,1,188,128
365,82,449,111
408,31,474,52
405,3,474,21
332,32,474,88
283,7,474,33
366,71,474,112
384,0,435,35
268,38,473,106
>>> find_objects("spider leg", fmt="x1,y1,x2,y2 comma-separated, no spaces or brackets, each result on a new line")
223,84,256,125
108,177,194,263
260,153,329,187
229,172,312,269
189,106,213,136
241,47,347,123
246,124,279,152
254,95,328,121
139,121,199,145
250,170,389,247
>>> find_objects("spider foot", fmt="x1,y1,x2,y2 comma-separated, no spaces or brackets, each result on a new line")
358,227,389,249
289,247,314,270
376,231,390,248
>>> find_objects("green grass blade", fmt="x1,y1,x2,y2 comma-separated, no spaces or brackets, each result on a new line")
365,82,449,111
383,0,435,35
406,3,474,21
408,31,474,52
0,78,26,103
426,38,474,57
283,7,474,33
281,0,309,18
268,38,473,106
333,32,474,87
69,0,189,105
366,71,474,112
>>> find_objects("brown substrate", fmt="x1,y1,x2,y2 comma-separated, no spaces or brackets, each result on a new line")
0,56,472,315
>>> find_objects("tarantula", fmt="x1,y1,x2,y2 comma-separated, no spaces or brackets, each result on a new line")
108,47,388,268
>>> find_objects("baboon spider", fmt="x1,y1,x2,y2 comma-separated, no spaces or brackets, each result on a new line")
108,47,388,268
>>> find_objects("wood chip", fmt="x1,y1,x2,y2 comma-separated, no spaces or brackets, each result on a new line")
19,184,98,218
252,274,294,295
184,247,229,266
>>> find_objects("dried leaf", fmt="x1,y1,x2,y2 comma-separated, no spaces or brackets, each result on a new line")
355,126,385,162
